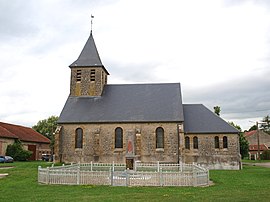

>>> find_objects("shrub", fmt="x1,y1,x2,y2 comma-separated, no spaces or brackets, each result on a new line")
6,140,32,161
261,150,270,160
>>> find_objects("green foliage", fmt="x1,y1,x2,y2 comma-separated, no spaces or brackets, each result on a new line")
248,124,257,131
228,121,242,132
32,115,58,152
261,150,270,160
260,115,270,134
239,133,249,159
213,106,221,116
228,122,249,159
6,140,32,161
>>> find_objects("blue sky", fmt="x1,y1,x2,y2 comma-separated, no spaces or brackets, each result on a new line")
0,0,270,130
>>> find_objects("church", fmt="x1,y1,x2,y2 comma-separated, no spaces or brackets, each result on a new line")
54,30,241,170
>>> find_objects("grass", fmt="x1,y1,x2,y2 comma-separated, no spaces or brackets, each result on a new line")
0,161,270,202
242,159,270,163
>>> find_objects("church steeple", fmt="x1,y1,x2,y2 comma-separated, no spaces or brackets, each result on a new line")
69,31,109,97
69,31,105,69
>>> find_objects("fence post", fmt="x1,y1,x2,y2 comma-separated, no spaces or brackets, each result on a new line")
207,169,210,185
110,167,114,186
112,161,115,172
38,166,41,183
77,164,80,185
90,161,93,171
46,167,49,184
126,168,130,186
159,168,163,186
157,161,160,172
193,169,197,187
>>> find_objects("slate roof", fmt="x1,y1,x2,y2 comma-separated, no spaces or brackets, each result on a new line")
0,122,50,144
183,104,239,134
58,83,184,123
69,31,109,74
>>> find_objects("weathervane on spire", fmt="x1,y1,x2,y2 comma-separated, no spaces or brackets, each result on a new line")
91,14,94,33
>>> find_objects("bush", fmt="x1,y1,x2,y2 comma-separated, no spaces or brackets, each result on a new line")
6,140,32,161
261,150,270,160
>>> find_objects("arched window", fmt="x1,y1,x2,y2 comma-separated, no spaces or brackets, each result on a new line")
75,128,83,148
214,136,219,149
223,136,228,148
185,136,190,149
156,127,164,148
193,136,198,149
115,127,123,148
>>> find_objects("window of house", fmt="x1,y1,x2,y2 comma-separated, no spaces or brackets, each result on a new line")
185,136,190,150
156,127,164,148
75,128,83,148
90,69,95,81
223,136,228,148
215,136,219,149
193,136,198,149
115,127,123,148
76,70,82,82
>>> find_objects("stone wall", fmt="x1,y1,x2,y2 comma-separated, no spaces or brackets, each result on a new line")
54,124,241,169
0,138,14,155
55,122,181,164
182,133,241,170
22,142,51,160
70,67,108,97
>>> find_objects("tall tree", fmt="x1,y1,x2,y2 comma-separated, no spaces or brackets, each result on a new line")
214,106,221,116
228,121,249,159
32,116,58,152
260,115,270,134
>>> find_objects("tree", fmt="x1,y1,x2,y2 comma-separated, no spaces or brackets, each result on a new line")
6,140,32,161
213,106,221,116
228,121,249,159
248,125,257,131
260,115,270,134
32,116,58,153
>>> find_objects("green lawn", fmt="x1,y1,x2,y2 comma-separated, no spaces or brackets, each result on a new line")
0,161,270,202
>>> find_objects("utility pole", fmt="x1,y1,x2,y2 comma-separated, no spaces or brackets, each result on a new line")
256,122,260,160
250,120,266,161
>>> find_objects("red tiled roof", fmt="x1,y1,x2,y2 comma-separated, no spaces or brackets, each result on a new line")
249,144,269,151
0,125,18,139
0,122,50,144
244,130,257,137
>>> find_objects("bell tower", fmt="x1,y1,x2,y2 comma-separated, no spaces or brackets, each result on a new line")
69,31,109,97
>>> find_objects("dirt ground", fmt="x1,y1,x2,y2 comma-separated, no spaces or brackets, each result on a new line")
243,162,270,168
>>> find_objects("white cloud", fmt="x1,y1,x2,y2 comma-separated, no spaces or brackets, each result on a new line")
0,0,270,130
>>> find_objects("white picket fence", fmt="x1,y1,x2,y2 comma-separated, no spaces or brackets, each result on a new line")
38,162,209,187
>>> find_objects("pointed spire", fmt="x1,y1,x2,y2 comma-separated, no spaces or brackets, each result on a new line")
69,32,104,68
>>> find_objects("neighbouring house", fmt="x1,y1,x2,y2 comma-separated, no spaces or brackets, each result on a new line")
244,130,270,160
0,122,50,160
54,29,241,170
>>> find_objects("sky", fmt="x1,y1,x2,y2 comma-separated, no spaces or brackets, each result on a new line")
0,0,270,130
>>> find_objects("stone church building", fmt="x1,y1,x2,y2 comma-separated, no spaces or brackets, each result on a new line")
55,31,241,170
